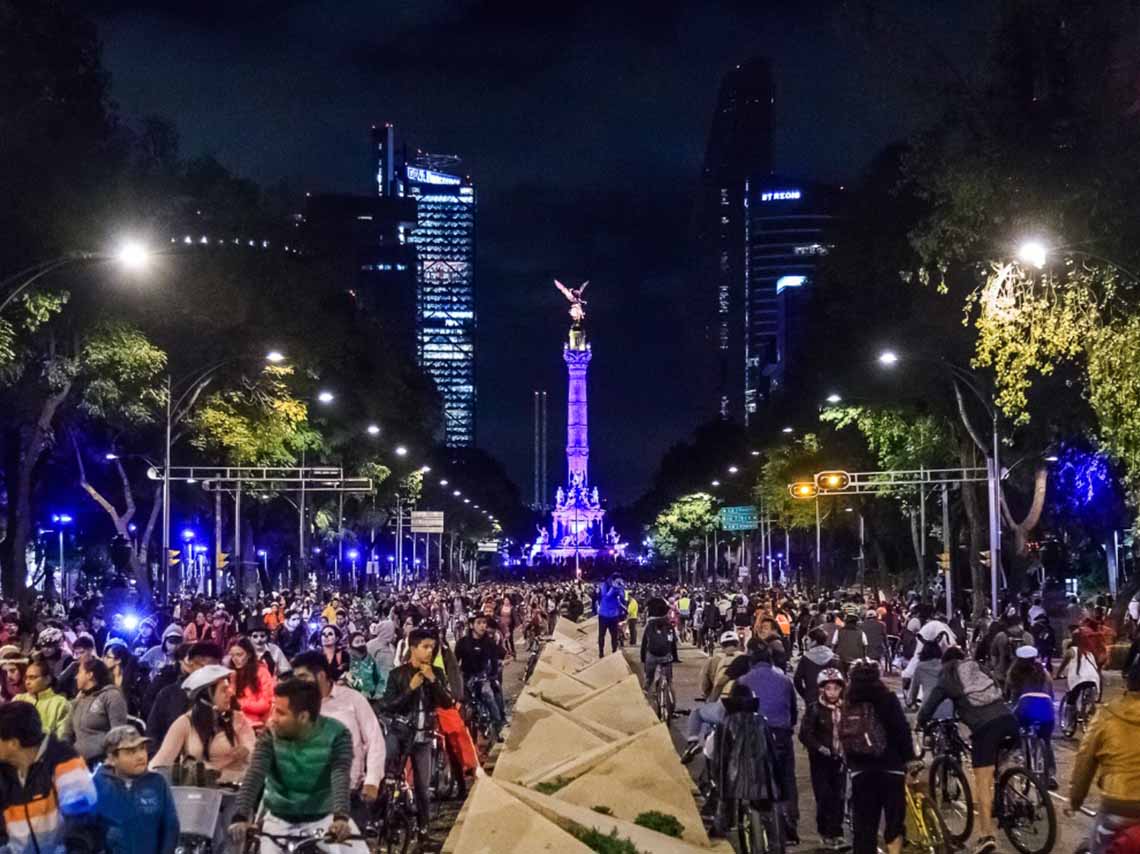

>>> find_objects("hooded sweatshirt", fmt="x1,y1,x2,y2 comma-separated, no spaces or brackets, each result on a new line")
1071,692,1140,816
793,645,837,702
66,684,129,762
93,766,179,854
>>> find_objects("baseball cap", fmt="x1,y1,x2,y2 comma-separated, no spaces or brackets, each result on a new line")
719,630,740,646
1015,645,1038,660
104,725,148,753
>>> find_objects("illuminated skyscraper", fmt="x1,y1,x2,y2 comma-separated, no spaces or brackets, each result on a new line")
743,177,840,413
697,58,774,422
372,125,477,447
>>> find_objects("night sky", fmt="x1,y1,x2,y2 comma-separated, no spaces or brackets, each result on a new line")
90,1,995,504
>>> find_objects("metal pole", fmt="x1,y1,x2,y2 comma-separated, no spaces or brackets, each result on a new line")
814,496,821,587
298,449,306,589
395,494,403,590
988,414,1001,616
336,490,344,581
162,375,173,600
858,512,865,593
58,529,64,601
234,481,242,595
214,489,222,597
919,474,927,592
713,528,719,578
412,534,418,582
942,483,952,620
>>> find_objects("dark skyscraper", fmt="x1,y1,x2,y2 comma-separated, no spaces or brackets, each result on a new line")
697,58,774,422
372,125,477,447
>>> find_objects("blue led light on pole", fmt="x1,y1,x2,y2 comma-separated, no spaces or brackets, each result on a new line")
51,514,72,600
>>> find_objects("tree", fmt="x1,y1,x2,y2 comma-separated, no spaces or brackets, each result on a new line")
650,493,717,578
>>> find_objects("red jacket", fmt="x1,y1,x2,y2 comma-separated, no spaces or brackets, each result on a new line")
232,662,275,728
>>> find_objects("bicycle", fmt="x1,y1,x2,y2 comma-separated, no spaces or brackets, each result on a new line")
1059,681,1097,738
732,799,785,854
994,738,1057,854
921,718,975,846
371,751,421,854
429,728,458,802
884,635,901,674
523,634,550,682
650,662,675,722
903,761,952,854
243,825,371,854
463,676,500,750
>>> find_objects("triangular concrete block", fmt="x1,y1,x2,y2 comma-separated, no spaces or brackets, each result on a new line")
492,693,609,784
555,616,583,637
525,664,595,708
554,723,711,846
574,650,632,689
519,726,651,788
567,674,660,735
501,779,736,853
539,643,591,675
451,778,596,854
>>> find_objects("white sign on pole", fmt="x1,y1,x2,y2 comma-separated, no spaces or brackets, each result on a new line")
410,511,445,534
477,540,499,553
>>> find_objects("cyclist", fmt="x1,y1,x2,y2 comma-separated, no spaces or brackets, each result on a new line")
676,590,692,640
916,646,1018,854
455,615,504,742
640,607,679,697
682,630,745,762
1005,645,1057,789
290,652,385,830
1070,662,1140,853
229,679,367,853
376,626,456,841
1056,623,1102,707
699,594,723,652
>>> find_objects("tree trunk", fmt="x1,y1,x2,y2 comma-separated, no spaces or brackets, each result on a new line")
4,382,71,601
1000,465,1048,557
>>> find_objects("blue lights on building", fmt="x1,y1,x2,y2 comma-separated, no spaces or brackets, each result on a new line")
407,157,476,447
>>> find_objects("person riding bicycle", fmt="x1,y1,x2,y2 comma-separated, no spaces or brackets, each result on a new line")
640,610,679,697
916,646,1019,854
454,615,504,742
376,627,456,842
229,679,367,854
1056,623,1102,706
1070,661,1140,854
1005,645,1057,789
699,595,723,651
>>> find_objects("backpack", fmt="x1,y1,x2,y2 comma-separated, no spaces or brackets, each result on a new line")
646,624,673,658
955,660,1003,708
838,701,887,758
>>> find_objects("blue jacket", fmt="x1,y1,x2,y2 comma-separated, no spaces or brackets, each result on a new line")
93,766,179,854
598,582,626,618
738,662,798,732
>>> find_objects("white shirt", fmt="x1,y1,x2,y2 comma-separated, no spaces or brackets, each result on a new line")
321,684,385,790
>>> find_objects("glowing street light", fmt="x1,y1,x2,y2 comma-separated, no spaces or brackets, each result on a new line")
115,239,151,272
711,480,721,487
878,350,899,367
317,390,335,404
781,426,794,434
1017,239,1049,270
463,498,471,504
751,450,760,457
366,424,380,436
394,445,408,457
826,393,842,404
420,465,431,473
104,452,119,461
265,350,286,364
453,490,461,497
1044,454,1059,463
439,479,449,486
727,466,739,474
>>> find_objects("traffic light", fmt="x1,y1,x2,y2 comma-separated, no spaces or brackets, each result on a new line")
816,471,850,491
788,481,818,499
978,550,991,568
936,552,951,573
167,549,181,568
216,550,229,571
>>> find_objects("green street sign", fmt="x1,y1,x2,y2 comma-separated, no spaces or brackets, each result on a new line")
718,505,758,531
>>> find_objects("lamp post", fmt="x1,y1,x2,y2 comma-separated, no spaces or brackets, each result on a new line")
50,514,72,600
879,350,1002,616
161,351,283,601
0,241,153,316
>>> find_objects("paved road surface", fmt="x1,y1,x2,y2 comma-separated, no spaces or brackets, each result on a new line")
645,643,1105,854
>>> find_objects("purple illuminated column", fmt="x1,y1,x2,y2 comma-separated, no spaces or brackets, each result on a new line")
564,343,592,487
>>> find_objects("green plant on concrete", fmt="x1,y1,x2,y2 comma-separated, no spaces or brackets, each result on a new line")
634,810,684,838
591,805,614,815
534,776,572,795
572,827,642,854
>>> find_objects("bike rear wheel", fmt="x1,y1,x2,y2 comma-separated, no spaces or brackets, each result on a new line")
917,797,952,854
927,755,973,845
737,801,783,854
997,766,1057,854
381,804,415,854
1075,684,1097,731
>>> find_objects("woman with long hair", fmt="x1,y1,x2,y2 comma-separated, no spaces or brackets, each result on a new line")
101,639,148,716
64,658,129,764
315,624,350,680
149,664,255,783
226,637,274,730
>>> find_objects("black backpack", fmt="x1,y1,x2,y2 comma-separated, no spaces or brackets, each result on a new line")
839,700,887,758
646,624,673,658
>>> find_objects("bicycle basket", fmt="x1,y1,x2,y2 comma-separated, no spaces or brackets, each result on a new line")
172,786,225,837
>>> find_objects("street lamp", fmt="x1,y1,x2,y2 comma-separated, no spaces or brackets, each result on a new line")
826,393,842,404
366,424,381,436
781,426,794,434
50,514,72,600
317,390,335,404
878,349,1002,614
727,466,739,474
1016,239,1049,270
0,240,155,315
439,479,449,487
394,445,408,457
265,350,286,364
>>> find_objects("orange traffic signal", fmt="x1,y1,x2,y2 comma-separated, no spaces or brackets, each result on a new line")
816,471,850,490
789,481,818,499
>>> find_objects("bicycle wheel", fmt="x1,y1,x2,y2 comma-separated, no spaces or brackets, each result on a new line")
918,797,952,854
382,805,414,854
433,745,456,800
1060,695,1077,738
997,766,1057,854
927,755,973,845
1076,684,1097,732
655,680,669,722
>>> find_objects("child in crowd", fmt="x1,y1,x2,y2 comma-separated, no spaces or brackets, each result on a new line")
94,725,180,854
799,668,848,850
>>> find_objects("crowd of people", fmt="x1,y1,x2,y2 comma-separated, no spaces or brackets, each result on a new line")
0,577,1131,853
